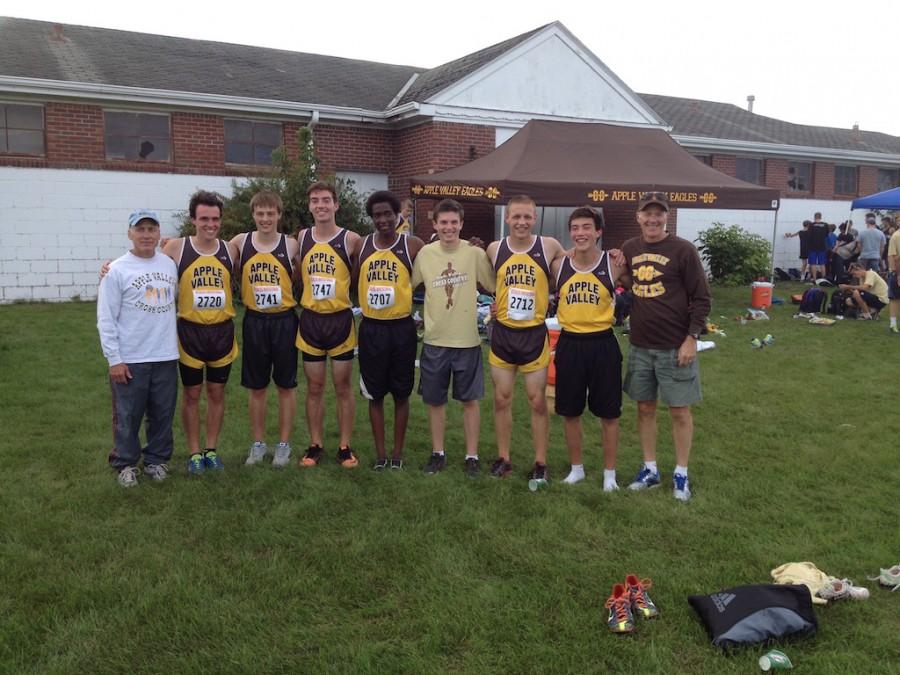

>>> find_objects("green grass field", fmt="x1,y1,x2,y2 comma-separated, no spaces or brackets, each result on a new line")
1,284,897,674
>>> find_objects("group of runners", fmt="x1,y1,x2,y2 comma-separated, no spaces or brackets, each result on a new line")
97,184,710,501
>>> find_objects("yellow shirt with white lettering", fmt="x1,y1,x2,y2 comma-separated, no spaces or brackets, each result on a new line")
177,238,235,324
555,253,615,333
298,228,352,313
358,233,413,319
493,236,550,328
240,233,297,312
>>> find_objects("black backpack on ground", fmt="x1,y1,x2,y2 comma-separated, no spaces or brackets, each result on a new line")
774,267,792,282
798,288,827,313
827,289,854,316
688,584,818,649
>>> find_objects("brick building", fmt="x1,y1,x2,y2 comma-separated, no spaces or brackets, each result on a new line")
2,18,899,302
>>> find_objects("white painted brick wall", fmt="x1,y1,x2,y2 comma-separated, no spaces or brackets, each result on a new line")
678,198,854,273
0,167,235,303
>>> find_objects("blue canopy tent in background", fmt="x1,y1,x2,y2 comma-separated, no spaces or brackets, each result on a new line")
851,186,900,210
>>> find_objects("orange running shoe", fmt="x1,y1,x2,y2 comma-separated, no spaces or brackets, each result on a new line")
625,574,660,619
337,446,359,468
300,445,323,467
604,583,635,633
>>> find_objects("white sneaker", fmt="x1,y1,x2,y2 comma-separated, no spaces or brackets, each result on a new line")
272,442,292,469
603,479,620,492
672,473,691,502
562,470,585,485
245,441,268,466
117,466,139,488
143,463,169,482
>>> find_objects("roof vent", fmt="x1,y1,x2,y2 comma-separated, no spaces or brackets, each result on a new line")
746,95,755,113
50,24,70,43
852,123,859,131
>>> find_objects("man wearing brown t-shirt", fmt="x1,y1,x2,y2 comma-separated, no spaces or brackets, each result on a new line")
621,192,711,502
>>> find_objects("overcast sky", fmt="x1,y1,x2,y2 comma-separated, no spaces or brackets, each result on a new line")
6,0,899,137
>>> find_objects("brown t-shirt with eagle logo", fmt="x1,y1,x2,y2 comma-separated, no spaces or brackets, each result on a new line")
622,234,711,350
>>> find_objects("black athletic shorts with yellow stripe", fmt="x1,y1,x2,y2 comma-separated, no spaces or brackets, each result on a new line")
241,309,299,389
177,318,238,386
296,307,356,361
488,322,550,373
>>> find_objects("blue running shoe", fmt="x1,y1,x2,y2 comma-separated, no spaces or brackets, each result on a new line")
673,473,691,501
187,453,205,475
628,464,661,491
203,450,224,471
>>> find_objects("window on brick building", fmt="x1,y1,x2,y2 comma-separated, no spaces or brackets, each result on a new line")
0,103,45,155
877,168,899,193
224,119,283,165
735,158,764,185
104,112,171,161
834,166,858,195
787,162,811,192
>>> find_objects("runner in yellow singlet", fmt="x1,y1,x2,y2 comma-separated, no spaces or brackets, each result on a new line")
484,195,566,485
294,181,363,469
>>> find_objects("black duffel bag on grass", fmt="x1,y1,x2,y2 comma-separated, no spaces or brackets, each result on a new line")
688,584,817,649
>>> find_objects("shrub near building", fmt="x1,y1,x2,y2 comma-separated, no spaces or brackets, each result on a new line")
696,223,771,285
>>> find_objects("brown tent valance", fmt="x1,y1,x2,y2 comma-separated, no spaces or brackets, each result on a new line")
411,120,780,210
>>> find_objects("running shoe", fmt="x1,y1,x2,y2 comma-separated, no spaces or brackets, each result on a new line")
203,451,224,471
422,452,446,475
187,453,205,475
337,446,359,468
390,458,404,471
143,463,169,482
300,445,323,467
889,325,899,334
817,577,869,600
489,457,513,478
245,441,268,466
117,466,139,488
604,583,635,633
868,565,900,591
672,473,691,502
628,464,661,490
464,457,480,478
625,575,659,619
372,457,388,471
272,442,292,469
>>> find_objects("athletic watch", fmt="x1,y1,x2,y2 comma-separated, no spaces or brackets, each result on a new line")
688,332,700,339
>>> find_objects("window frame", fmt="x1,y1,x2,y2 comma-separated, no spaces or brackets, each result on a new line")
833,165,858,196
735,157,765,185
103,110,172,162
0,102,46,157
786,161,812,193
224,118,284,166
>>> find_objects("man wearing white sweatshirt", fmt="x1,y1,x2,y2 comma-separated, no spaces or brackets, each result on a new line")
97,210,179,487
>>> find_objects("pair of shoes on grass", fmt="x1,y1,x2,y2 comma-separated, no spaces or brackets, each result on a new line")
117,463,169,487
187,451,224,475
817,577,870,601
421,453,480,477
372,457,404,471
487,457,549,485
299,445,358,468
245,441,292,468
628,464,692,502
605,575,660,633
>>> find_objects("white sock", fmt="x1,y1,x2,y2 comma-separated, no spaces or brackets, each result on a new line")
644,460,658,473
891,317,898,328
563,464,585,484
674,465,688,477
465,454,478,461
603,469,619,492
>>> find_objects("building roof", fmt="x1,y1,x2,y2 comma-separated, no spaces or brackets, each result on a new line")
397,24,550,105
0,17,421,110
2,17,899,157
639,93,900,156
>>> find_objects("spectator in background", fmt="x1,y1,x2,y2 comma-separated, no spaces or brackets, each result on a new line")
784,220,812,280
826,223,838,280
858,213,886,272
807,212,829,281
832,222,859,283
839,263,889,320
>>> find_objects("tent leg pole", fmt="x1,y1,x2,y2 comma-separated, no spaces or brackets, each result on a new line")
769,208,780,282
500,205,506,240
